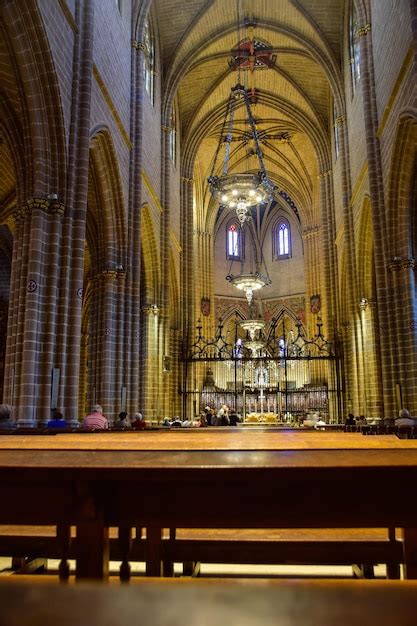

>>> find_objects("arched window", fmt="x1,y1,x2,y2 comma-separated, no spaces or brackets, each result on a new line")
143,17,155,103
227,223,243,260
349,4,361,91
273,220,291,259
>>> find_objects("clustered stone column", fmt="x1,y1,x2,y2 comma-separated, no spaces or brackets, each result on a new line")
335,112,362,414
356,20,396,416
140,304,160,421
3,199,65,426
389,258,417,410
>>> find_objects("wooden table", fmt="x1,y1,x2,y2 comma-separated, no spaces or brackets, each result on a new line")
1,431,417,579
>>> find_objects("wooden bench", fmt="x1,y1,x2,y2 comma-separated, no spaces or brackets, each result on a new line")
1,431,417,580
1,578,417,625
0,525,403,579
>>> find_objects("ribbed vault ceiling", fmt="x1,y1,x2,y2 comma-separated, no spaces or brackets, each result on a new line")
154,0,344,228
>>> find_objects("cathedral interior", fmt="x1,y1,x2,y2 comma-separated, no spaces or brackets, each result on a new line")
2,1,417,614
0,0,416,426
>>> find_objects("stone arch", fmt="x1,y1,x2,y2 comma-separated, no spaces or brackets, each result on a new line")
79,128,127,420
387,111,417,258
356,195,376,301
88,128,126,271
140,204,161,304
169,248,180,331
1,1,67,197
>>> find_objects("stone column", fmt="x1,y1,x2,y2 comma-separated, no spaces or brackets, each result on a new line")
4,199,66,426
389,258,417,413
357,22,396,415
358,298,383,416
57,0,94,426
37,201,65,425
126,39,145,416
336,113,361,414
141,304,160,422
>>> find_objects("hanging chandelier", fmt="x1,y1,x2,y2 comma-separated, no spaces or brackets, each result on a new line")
226,270,271,305
208,83,274,225
245,340,265,357
239,317,266,340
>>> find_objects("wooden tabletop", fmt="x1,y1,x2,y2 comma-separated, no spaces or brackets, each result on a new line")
1,429,417,451
1,579,417,625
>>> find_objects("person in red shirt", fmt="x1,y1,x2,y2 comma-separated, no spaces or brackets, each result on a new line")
83,405,108,431
131,413,147,430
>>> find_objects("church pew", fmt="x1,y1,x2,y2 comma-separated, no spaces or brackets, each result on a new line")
0,525,403,579
1,579,417,625
1,432,417,579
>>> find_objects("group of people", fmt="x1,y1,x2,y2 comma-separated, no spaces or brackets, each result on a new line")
202,404,241,427
82,406,147,431
0,403,147,431
345,408,415,427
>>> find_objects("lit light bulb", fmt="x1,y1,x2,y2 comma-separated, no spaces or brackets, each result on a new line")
255,195,262,202
249,189,256,197
221,194,228,202
232,189,238,196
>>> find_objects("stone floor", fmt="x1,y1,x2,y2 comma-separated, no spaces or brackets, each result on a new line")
0,557,389,579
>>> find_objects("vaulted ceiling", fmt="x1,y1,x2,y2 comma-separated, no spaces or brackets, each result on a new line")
154,0,345,230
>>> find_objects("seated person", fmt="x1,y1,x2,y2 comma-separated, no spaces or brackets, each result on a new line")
115,411,131,429
0,404,15,429
47,410,67,428
229,411,239,426
395,408,415,427
131,413,147,430
83,405,108,431
345,413,356,426
160,416,171,428
204,406,212,426
356,415,367,426
171,416,182,428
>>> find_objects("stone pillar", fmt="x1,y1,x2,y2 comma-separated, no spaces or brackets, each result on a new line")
57,0,94,426
38,202,65,424
358,298,383,416
141,304,160,422
126,39,145,416
4,199,66,427
389,258,417,414
336,114,361,414
357,22,395,416
159,121,172,418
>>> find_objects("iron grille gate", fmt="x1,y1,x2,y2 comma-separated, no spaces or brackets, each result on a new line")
181,316,343,424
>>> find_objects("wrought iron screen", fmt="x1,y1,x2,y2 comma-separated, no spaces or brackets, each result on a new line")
181,316,342,424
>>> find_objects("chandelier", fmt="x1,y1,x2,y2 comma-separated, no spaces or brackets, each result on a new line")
245,340,265,357
208,83,274,225
226,271,270,305
239,317,266,340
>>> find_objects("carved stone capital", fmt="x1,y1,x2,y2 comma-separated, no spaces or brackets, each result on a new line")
359,298,377,311
142,304,160,316
401,258,416,271
13,198,66,222
334,115,346,127
357,23,371,37
388,258,402,272
132,40,146,52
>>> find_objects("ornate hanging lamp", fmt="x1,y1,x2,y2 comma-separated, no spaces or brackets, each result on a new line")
227,271,270,305
208,83,274,225
239,317,266,340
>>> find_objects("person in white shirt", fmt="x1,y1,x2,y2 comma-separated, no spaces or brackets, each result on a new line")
395,408,415,427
